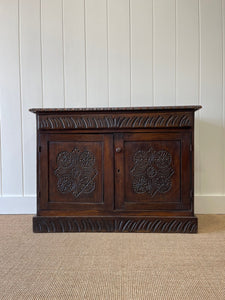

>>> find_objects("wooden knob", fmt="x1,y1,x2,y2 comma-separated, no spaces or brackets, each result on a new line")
115,147,122,153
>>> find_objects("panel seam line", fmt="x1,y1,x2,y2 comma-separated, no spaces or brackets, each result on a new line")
40,0,44,108
84,0,87,107
198,0,201,195
62,0,66,108
129,0,132,107
18,0,24,196
222,0,225,193
152,0,155,105
106,0,110,107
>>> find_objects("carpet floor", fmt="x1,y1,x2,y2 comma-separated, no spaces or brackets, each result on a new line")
0,215,224,300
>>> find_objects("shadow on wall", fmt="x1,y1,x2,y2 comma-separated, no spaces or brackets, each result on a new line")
194,117,225,214
194,118,225,195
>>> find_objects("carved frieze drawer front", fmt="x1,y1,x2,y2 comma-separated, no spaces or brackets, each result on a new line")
38,111,193,130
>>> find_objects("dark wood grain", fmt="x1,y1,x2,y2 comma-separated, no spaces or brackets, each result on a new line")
31,106,201,233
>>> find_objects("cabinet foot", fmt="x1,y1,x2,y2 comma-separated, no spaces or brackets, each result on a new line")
33,216,197,233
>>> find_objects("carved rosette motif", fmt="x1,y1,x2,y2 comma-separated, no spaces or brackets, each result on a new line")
130,148,174,197
54,148,98,198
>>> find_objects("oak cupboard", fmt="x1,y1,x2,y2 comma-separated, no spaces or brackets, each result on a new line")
30,106,201,233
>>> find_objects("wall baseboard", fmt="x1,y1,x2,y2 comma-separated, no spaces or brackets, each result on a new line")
0,195,225,214
195,195,225,214
0,196,36,214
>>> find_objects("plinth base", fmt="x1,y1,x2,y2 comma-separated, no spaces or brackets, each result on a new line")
33,216,198,233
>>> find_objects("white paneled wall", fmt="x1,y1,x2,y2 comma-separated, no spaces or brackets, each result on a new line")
130,0,153,106
85,0,108,107
0,0,224,213
108,0,130,106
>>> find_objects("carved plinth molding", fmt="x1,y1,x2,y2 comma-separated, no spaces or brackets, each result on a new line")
33,216,198,233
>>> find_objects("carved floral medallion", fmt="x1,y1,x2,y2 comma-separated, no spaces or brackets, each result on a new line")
54,148,98,198
130,148,174,197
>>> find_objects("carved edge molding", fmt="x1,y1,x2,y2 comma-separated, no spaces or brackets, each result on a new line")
33,216,197,233
38,112,193,130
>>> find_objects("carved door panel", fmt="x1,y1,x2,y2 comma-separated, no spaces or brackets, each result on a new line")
114,132,192,211
38,133,113,215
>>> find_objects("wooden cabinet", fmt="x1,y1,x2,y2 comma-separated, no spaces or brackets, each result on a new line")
30,106,201,233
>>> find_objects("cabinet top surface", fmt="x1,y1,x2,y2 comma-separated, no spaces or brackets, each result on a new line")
30,105,202,114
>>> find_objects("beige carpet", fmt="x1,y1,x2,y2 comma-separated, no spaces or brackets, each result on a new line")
0,215,225,300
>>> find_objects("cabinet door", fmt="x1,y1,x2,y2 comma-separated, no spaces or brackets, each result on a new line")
38,133,113,215
114,132,192,211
